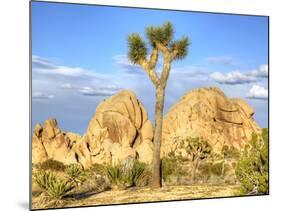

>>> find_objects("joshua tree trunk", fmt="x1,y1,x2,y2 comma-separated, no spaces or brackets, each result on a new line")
191,158,199,183
151,86,165,188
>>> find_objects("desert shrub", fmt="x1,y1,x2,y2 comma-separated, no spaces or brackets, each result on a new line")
222,145,241,160
161,157,173,181
197,161,237,184
34,171,75,199
65,164,87,185
231,162,237,168
223,163,237,185
235,129,269,195
131,160,151,187
73,174,110,197
89,163,106,177
223,163,232,173
211,162,224,176
161,157,178,182
161,156,189,185
164,136,212,183
106,164,124,188
106,160,150,189
38,159,66,172
198,162,212,183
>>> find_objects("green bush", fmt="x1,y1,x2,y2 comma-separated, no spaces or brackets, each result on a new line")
211,162,224,176
235,129,269,195
222,145,241,160
34,171,75,199
89,163,106,177
106,160,150,189
198,162,212,183
131,160,151,187
161,156,189,185
38,159,66,172
106,164,124,188
161,157,177,182
65,164,86,185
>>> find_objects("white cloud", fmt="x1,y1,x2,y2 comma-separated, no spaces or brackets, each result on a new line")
210,64,268,85
210,71,257,84
60,83,73,89
170,66,210,81
248,64,268,78
79,86,119,96
60,83,122,96
32,55,122,97
113,54,165,75
247,85,268,100
34,64,95,78
32,92,54,100
204,56,235,66
32,55,111,82
32,55,57,69
113,54,143,75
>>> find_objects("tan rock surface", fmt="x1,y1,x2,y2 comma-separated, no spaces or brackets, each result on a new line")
32,90,154,168
162,87,261,156
83,90,154,167
32,119,79,165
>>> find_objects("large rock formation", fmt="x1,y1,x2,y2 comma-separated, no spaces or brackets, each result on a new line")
162,87,261,156
32,87,261,168
80,90,154,168
32,90,154,168
32,119,79,165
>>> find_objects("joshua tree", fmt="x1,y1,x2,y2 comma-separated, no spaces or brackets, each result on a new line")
180,137,212,183
127,22,189,187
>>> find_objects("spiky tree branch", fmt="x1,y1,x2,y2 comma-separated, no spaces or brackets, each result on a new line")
128,34,160,86
170,36,190,60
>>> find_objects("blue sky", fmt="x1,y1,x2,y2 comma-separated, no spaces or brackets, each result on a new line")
32,1,269,135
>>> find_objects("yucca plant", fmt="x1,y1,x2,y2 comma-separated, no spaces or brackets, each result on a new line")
34,171,75,199
106,164,124,189
106,160,150,189
65,164,86,186
131,160,150,186
89,163,106,177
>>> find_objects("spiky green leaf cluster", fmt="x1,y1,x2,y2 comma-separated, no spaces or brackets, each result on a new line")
65,164,86,185
127,33,147,64
127,21,189,66
89,163,106,176
130,160,150,187
34,171,75,199
170,36,190,60
235,129,269,195
146,21,174,46
106,160,150,188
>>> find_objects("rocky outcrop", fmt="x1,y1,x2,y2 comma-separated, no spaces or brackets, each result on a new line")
162,87,261,156
32,119,79,165
80,90,154,168
32,90,154,168
32,87,261,168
